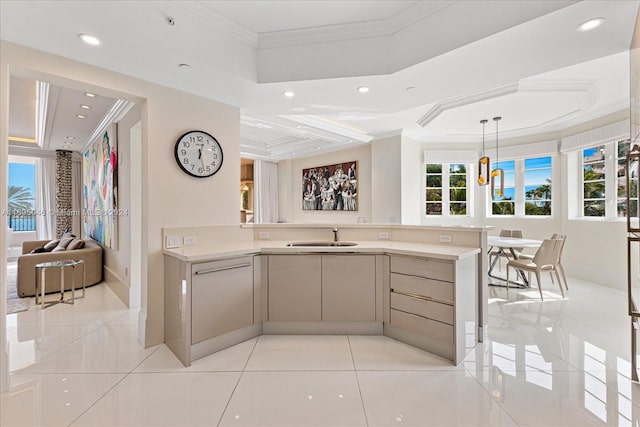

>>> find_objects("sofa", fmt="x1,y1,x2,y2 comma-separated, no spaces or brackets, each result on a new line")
17,239,103,297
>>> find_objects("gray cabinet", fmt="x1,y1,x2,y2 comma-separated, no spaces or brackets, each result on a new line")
268,255,322,321
191,256,254,344
387,254,476,364
322,255,375,322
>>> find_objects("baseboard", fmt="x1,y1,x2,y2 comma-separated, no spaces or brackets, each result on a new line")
103,265,129,307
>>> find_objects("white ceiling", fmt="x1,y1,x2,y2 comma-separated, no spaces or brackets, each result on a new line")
1,1,637,160
202,1,418,34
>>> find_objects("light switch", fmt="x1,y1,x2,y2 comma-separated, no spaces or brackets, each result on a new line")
166,235,180,248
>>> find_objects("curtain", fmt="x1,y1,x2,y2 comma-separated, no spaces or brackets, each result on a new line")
254,160,279,224
35,157,56,240
72,160,82,236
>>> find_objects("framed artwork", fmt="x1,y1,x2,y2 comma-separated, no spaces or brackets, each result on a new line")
83,124,118,248
302,161,358,211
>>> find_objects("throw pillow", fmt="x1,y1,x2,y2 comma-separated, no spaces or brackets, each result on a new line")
43,239,60,251
67,238,85,250
53,235,76,252
30,246,47,253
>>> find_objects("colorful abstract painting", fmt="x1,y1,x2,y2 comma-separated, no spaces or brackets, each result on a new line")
83,124,118,248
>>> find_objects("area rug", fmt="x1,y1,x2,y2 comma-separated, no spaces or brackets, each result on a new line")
7,262,30,314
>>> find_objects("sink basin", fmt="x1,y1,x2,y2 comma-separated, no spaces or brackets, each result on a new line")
286,241,358,247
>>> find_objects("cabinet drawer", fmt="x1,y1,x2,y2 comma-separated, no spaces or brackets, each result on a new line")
390,309,453,344
391,273,453,304
192,256,254,275
390,256,453,282
390,292,453,325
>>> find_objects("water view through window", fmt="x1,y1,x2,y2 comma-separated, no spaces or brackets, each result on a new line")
7,161,36,231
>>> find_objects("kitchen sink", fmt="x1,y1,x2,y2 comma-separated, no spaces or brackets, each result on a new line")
286,241,358,247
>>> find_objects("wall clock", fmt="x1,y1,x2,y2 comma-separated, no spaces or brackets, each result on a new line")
174,130,223,178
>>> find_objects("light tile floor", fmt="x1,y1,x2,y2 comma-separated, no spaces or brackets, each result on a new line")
2,276,640,426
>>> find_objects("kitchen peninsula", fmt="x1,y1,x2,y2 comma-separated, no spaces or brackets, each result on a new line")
163,224,487,367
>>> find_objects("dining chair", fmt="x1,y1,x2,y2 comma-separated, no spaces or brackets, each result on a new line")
489,229,524,271
506,238,564,301
518,234,568,291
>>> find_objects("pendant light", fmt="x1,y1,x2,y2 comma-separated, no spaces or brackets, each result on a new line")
477,119,490,186
490,116,504,199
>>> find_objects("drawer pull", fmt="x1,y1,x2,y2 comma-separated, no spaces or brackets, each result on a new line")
390,288,452,306
195,263,252,275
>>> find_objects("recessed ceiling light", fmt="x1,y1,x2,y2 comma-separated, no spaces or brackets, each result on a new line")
66,136,76,140
85,92,96,98
78,33,101,45
76,114,86,119
283,91,295,98
357,86,370,93
348,139,354,143
178,63,191,69
316,146,321,150
296,125,304,129
80,104,91,109
292,152,296,156
577,17,605,32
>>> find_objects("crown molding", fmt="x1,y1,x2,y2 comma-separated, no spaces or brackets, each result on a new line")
35,80,49,148
258,1,452,49
81,99,135,153
280,115,373,143
416,83,519,128
167,1,258,47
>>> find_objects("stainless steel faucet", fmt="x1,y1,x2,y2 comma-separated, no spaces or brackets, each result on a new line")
332,227,339,242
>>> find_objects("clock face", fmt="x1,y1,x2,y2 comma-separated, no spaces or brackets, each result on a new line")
174,130,223,178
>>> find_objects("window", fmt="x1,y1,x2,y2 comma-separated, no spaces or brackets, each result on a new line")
580,139,633,219
582,146,606,217
491,160,515,215
7,161,36,231
425,163,469,216
617,140,638,218
524,157,552,216
489,156,553,217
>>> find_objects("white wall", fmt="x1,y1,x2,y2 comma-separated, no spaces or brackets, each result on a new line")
101,104,141,305
278,144,371,223
371,135,402,223
0,41,241,349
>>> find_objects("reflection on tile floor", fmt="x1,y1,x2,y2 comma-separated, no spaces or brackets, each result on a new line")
2,278,640,426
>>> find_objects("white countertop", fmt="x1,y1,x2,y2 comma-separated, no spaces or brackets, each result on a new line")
163,240,481,263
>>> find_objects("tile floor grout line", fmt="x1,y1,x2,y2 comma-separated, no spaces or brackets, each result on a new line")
66,337,162,426
215,335,260,427
347,335,370,427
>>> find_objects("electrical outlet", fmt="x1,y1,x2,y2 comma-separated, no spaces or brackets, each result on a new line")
259,232,269,239
165,235,180,248
378,232,390,240
184,236,197,245
439,234,452,243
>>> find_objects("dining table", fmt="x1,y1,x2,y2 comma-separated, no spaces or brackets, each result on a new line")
487,236,542,287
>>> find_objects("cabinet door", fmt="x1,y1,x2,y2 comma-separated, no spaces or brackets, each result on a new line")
191,257,254,345
268,255,321,321
322,255,375,322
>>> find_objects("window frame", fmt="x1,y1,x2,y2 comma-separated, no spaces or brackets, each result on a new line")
578,139,632,221
487,155,554,218
424,162,472,218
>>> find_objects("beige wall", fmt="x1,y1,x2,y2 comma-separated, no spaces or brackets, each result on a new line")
0,41,241,347
278,144,372,223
